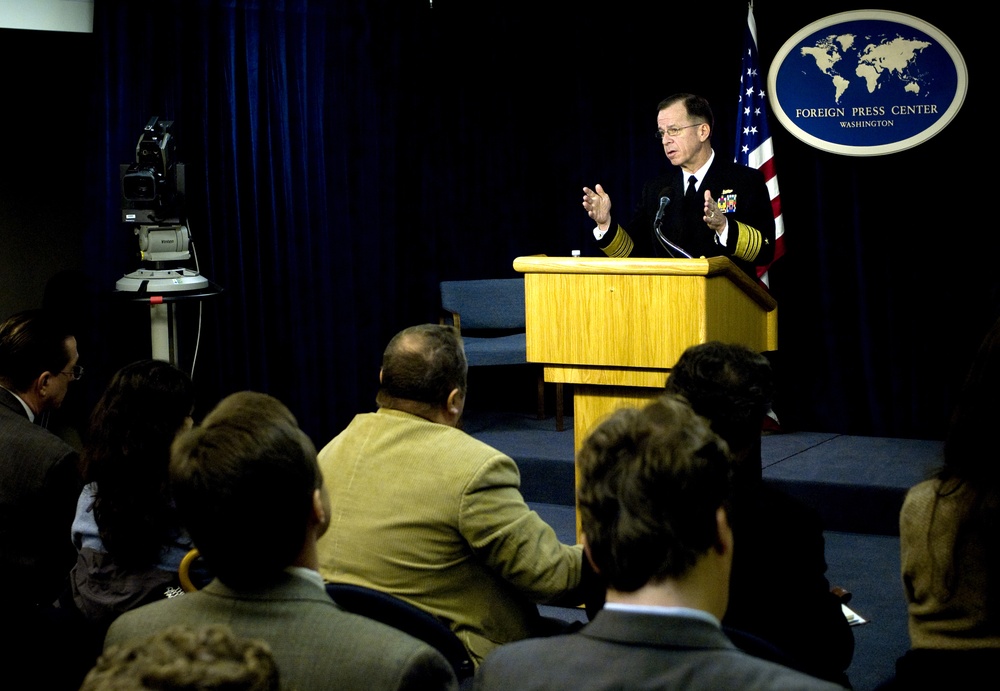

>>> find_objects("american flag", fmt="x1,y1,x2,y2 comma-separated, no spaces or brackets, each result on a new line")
734,2,784,286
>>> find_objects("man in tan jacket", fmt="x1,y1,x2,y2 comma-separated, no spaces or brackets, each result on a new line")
316,323,592,665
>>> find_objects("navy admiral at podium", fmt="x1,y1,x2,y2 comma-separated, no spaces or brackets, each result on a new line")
582,93,774,280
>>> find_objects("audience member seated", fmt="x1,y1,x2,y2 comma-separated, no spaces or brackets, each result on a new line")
104,390,458,691
474,395,847,690
894,317,1000,687
663,341,854,685
50,359,196,680
80,624,279,691
315,324,596,666
0,309,83,672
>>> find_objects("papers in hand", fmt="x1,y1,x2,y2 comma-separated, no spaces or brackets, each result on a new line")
842,603,867,626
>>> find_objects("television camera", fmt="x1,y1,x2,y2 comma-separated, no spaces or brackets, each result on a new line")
116,116,208,293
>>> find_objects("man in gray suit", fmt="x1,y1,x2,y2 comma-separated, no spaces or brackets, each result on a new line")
664,341,853,685
0,309,83,615
474,395,846,690
105,391,458,691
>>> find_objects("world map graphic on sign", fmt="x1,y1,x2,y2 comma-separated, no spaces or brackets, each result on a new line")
800,34,932,104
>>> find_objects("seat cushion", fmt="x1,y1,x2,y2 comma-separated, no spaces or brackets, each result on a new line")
461,334,527,367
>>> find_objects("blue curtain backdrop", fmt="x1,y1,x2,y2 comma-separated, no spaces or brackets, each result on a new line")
79,0,990,445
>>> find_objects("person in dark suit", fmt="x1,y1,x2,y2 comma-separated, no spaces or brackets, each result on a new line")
0,308,85,685
104,391,458,691
664,341,854,686
0,309,83,615
583,93,774,279
473,395,845,690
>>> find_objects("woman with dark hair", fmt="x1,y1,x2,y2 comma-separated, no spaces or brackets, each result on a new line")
63,359,195,629
895,317,1000,686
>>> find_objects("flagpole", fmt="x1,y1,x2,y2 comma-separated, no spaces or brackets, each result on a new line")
735,0,784,287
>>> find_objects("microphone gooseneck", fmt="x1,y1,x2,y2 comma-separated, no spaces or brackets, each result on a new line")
652,187,692,258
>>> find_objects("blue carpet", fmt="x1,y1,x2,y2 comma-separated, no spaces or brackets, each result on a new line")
762,433,941,535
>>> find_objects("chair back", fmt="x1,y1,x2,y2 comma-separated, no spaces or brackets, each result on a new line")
438,276,565,430
181,557,474,680
440,278,525,331
325,582,474,680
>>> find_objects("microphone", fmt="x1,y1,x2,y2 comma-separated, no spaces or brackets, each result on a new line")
652,187,693,258
654,189,671,231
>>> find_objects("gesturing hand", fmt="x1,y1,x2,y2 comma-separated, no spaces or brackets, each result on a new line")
582,184,612,230
702,188,726,236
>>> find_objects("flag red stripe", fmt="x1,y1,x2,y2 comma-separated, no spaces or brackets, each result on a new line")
758,156,776,184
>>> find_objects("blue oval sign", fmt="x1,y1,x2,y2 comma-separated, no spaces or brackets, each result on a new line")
768,10,967,156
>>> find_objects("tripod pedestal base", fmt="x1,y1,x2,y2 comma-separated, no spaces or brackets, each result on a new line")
114,272,222,369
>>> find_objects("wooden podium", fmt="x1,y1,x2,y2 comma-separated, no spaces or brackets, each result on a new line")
513,255,777,535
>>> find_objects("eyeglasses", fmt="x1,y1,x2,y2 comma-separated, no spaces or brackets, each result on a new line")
59,365,84,381
655,124,703,139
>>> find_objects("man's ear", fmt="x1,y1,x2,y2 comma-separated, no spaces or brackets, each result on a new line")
379,367,384,384
580,533,601,574
30,372,54,407
446,387,462,415
311,488,329,535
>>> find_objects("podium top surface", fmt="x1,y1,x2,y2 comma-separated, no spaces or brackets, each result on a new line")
513,256,776,311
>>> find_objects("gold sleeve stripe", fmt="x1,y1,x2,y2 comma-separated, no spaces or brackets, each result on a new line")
602,225,634,258
733,221,763,261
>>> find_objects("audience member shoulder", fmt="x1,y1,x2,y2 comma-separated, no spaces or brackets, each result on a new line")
333,608,459,690
903,477,941,502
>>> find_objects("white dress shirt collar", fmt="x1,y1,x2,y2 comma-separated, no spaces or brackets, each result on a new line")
603,601,721,628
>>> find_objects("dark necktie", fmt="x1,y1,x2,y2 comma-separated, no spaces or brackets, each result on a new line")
685,175,697,202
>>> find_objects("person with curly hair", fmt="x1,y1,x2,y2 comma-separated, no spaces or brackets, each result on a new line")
80,624,279,691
